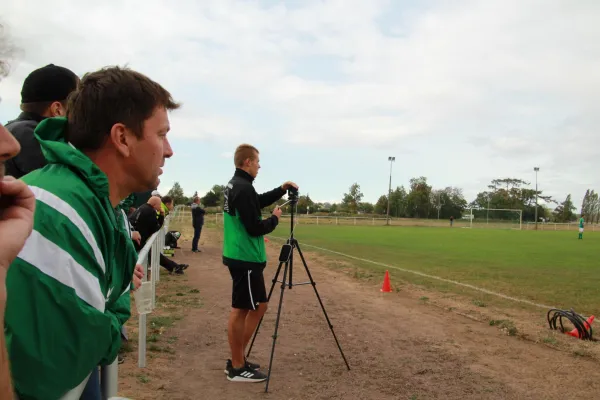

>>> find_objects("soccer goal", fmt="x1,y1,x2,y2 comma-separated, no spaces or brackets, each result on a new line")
465,208,523,230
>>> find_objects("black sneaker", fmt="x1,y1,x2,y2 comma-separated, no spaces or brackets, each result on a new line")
224,359,260,374
224,358,261,374
172,265,185,275
179,263,189,270
245,358,260,370
227,365,267,382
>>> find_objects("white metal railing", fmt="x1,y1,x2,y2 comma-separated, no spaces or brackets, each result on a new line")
99,216,170,399
136,216,169,368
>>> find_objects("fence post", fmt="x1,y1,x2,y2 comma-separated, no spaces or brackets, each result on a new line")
100,358,119,398
138,254,150,369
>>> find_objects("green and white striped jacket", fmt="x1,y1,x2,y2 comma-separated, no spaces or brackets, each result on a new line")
4,117,138,400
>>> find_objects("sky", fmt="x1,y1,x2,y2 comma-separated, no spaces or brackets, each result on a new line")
1,0,599,209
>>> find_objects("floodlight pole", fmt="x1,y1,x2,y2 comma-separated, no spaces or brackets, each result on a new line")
534,167,539,230
386,157,395,225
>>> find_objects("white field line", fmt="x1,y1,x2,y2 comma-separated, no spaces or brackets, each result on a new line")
267,235,556,310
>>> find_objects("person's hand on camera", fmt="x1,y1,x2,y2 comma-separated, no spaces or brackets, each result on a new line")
272,206,282,220
281,181,298,191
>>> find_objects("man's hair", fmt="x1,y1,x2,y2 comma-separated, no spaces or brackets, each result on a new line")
66,66,180,151
161,195,173,205
234,144,259,168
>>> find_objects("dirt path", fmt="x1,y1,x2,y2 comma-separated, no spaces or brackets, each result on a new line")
119,228,600,399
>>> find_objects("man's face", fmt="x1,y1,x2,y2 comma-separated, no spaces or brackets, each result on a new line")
246,151,260,178
127,107,173,191
0,122,21,181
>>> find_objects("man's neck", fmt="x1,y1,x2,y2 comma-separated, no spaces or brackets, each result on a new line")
86,151,129,207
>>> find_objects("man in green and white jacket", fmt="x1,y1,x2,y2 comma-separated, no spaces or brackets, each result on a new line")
4,66,179,399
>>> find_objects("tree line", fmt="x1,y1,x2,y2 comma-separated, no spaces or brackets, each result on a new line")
166,177,595,223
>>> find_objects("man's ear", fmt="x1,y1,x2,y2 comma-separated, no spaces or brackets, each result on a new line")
49,101,65,117
109,123,134,157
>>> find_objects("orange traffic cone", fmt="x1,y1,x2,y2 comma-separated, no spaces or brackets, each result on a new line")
380,270,392,293
566,315,594,338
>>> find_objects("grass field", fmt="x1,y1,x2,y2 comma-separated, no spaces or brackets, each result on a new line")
269,224,599,315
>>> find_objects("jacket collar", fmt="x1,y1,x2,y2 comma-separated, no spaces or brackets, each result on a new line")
18,111,46,123
5,111,46,125
34,117,110,200
234,168,255,183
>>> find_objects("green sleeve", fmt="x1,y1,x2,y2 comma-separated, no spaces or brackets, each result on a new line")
5,258,118,399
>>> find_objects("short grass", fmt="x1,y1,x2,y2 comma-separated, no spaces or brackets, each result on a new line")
270,225,599,315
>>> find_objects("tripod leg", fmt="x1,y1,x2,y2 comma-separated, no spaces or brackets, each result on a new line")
246,261,284,359
295,242,351,371
289,244,293,289
265,257,290,392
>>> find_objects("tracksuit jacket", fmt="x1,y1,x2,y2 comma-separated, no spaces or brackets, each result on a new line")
4,112,48,178
222,168,285,269
4,117,138,399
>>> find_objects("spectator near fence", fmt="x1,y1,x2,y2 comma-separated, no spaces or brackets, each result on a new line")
4,66,180,399
4,64,78,179
129,196,188,274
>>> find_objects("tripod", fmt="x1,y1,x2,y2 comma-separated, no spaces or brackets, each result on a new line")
246,195,351,392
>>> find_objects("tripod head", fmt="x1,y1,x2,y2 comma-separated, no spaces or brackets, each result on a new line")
287,187,299,205
286,187,299,237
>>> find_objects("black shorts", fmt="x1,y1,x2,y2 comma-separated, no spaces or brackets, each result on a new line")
228,267,268,310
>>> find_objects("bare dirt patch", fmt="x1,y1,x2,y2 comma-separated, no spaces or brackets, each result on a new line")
118,227,600,399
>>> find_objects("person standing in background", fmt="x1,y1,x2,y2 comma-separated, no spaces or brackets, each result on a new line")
191,196,205,252
578,214,584,239
4,64,78,179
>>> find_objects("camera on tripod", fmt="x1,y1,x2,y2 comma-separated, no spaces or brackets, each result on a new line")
287,186,299,203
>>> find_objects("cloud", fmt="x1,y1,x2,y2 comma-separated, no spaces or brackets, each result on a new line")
1,0,599,205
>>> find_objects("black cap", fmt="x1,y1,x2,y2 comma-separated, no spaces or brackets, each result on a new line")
21,64,78,104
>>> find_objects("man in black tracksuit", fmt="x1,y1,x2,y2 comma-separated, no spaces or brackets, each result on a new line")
222,143,297,383
5,64,78,179
191,197,206,252
129,197,186,274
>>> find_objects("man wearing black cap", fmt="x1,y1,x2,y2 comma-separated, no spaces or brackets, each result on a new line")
4,63,78,179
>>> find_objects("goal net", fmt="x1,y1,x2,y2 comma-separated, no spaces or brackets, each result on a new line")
466,208,523,230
